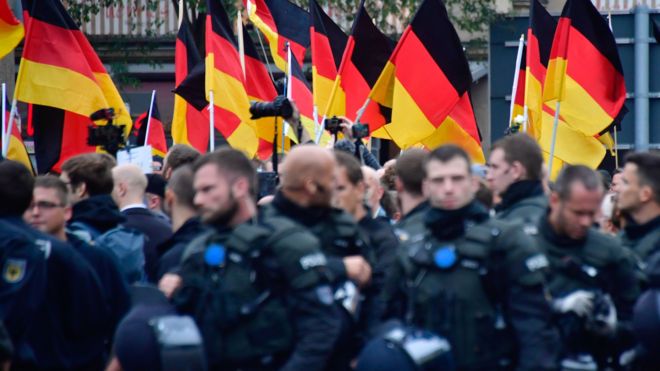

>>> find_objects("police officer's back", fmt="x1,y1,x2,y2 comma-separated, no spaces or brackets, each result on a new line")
383,145,559,371
533,165,640,367
393,149,431,242
169,149,341,371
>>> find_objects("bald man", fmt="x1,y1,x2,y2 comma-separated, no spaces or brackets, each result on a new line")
362,166,386,218
112,164,172,282
263,145,375,369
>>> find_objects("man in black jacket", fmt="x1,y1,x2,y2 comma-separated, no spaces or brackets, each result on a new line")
155,165,208,280
112,164,173,281
487,133,547,223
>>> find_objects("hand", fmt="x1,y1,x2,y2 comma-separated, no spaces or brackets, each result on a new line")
158,273,182,299
339,117,355,140
589,294,618,336
553,290,594,317
343,255,372,287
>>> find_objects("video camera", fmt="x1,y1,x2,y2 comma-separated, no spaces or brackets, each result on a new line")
249,95,294,120
324,116,370,139
87,108,126,156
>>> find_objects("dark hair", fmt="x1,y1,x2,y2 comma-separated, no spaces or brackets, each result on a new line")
625,152,660,203
35,175,69,206
554,165,603,201
395,148,427,196
426,145,471,174
164,144,201,178
334,150,364,186
168,165,196,208
61,153,114,196
491,133,543,181
193,148,257,199
0,160,34,215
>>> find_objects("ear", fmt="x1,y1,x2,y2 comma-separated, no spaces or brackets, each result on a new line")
303,178,317,194
64,206,73,222
510,161,526,181
639,184,654,203
549,191,560,210
394,177,404,193
164,188,175,205
232,177,250,199
470,174,480,194
74,183,87,199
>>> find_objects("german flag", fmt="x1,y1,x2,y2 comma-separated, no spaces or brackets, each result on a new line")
542,0,626,137
242,28,296,160
15,0,131,135
3,100,33,174
245,0,310,71
28,104,96,174
310,0,347,117
133,94,168,159
368,0,481,161
523,0,556,140
205,0,258,158
0,0,23,59
172,15,210,153
324,3,393,134
289,54,331,145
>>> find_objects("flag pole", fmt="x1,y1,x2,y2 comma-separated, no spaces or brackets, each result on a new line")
509,34,525,128
209,90,215,152
237,10,246,79
282,41,291,154
548,100,561,173
177,0,184,28
608,11,619,168
1,83,6,157
144,90,156,147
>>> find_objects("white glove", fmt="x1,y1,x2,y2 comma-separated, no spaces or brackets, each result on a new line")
553,290,595,317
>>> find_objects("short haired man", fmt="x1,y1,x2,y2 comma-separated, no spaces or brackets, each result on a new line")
27,175,130,353
617,152,660,263
166,148,341,370
533,165,639,368
162,144,201,180
393,148,429,239
487,133,547,222
0,161,108,370
155,165,208,280
145,173,170,223
383,145,559,370
112,164,173,282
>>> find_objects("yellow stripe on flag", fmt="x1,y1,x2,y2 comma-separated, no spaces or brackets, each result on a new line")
419,117,485,164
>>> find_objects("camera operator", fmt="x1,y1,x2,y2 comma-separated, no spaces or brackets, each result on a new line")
531,165,640,369
328,116,381,170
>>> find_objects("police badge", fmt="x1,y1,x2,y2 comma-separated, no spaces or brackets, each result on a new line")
3,258,26,283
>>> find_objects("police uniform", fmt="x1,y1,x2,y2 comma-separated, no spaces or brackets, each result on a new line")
384,201,559,371
173,209,340,371
394,201,430,244
0,220,47,361
621,215,660,268
534,215,640,366
494,180,547,224
265,191,376,369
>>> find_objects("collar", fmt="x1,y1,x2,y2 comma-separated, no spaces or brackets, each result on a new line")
539,213,586,248
120,203,147,212
425,201,489,240
495,180,544,212
624,215,660,241
272,191,330,227
402,200,430,221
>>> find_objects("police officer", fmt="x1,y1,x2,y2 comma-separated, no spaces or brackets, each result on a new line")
262,145,374,369
0,160,109,370
487,133,547,223
166,148,341,371
533,165,640,368
617,152,660,265
383,145,559,371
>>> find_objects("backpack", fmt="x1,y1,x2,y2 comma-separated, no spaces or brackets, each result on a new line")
69,222,146,283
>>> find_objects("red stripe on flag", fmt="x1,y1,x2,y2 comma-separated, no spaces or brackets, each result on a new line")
311,30,340,80
206,19,244,82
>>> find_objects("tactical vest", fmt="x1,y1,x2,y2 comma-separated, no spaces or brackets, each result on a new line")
178,217,304,367
622,227,660,265
496,195,547,225
310,208,369,259
534,229,617,297
398,219,517,370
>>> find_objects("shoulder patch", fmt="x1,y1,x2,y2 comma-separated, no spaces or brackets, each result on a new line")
300,252,327,270
525,254,549,272
3,258,26,283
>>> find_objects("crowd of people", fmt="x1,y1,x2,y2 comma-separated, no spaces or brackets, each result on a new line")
1,132,659,371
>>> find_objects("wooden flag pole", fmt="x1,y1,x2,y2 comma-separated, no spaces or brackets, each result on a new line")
144,90,156,147
509,34,525,128
209,90,215,152
548,100,561,173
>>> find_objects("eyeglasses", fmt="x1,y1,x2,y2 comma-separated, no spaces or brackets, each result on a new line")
29,201,64,210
